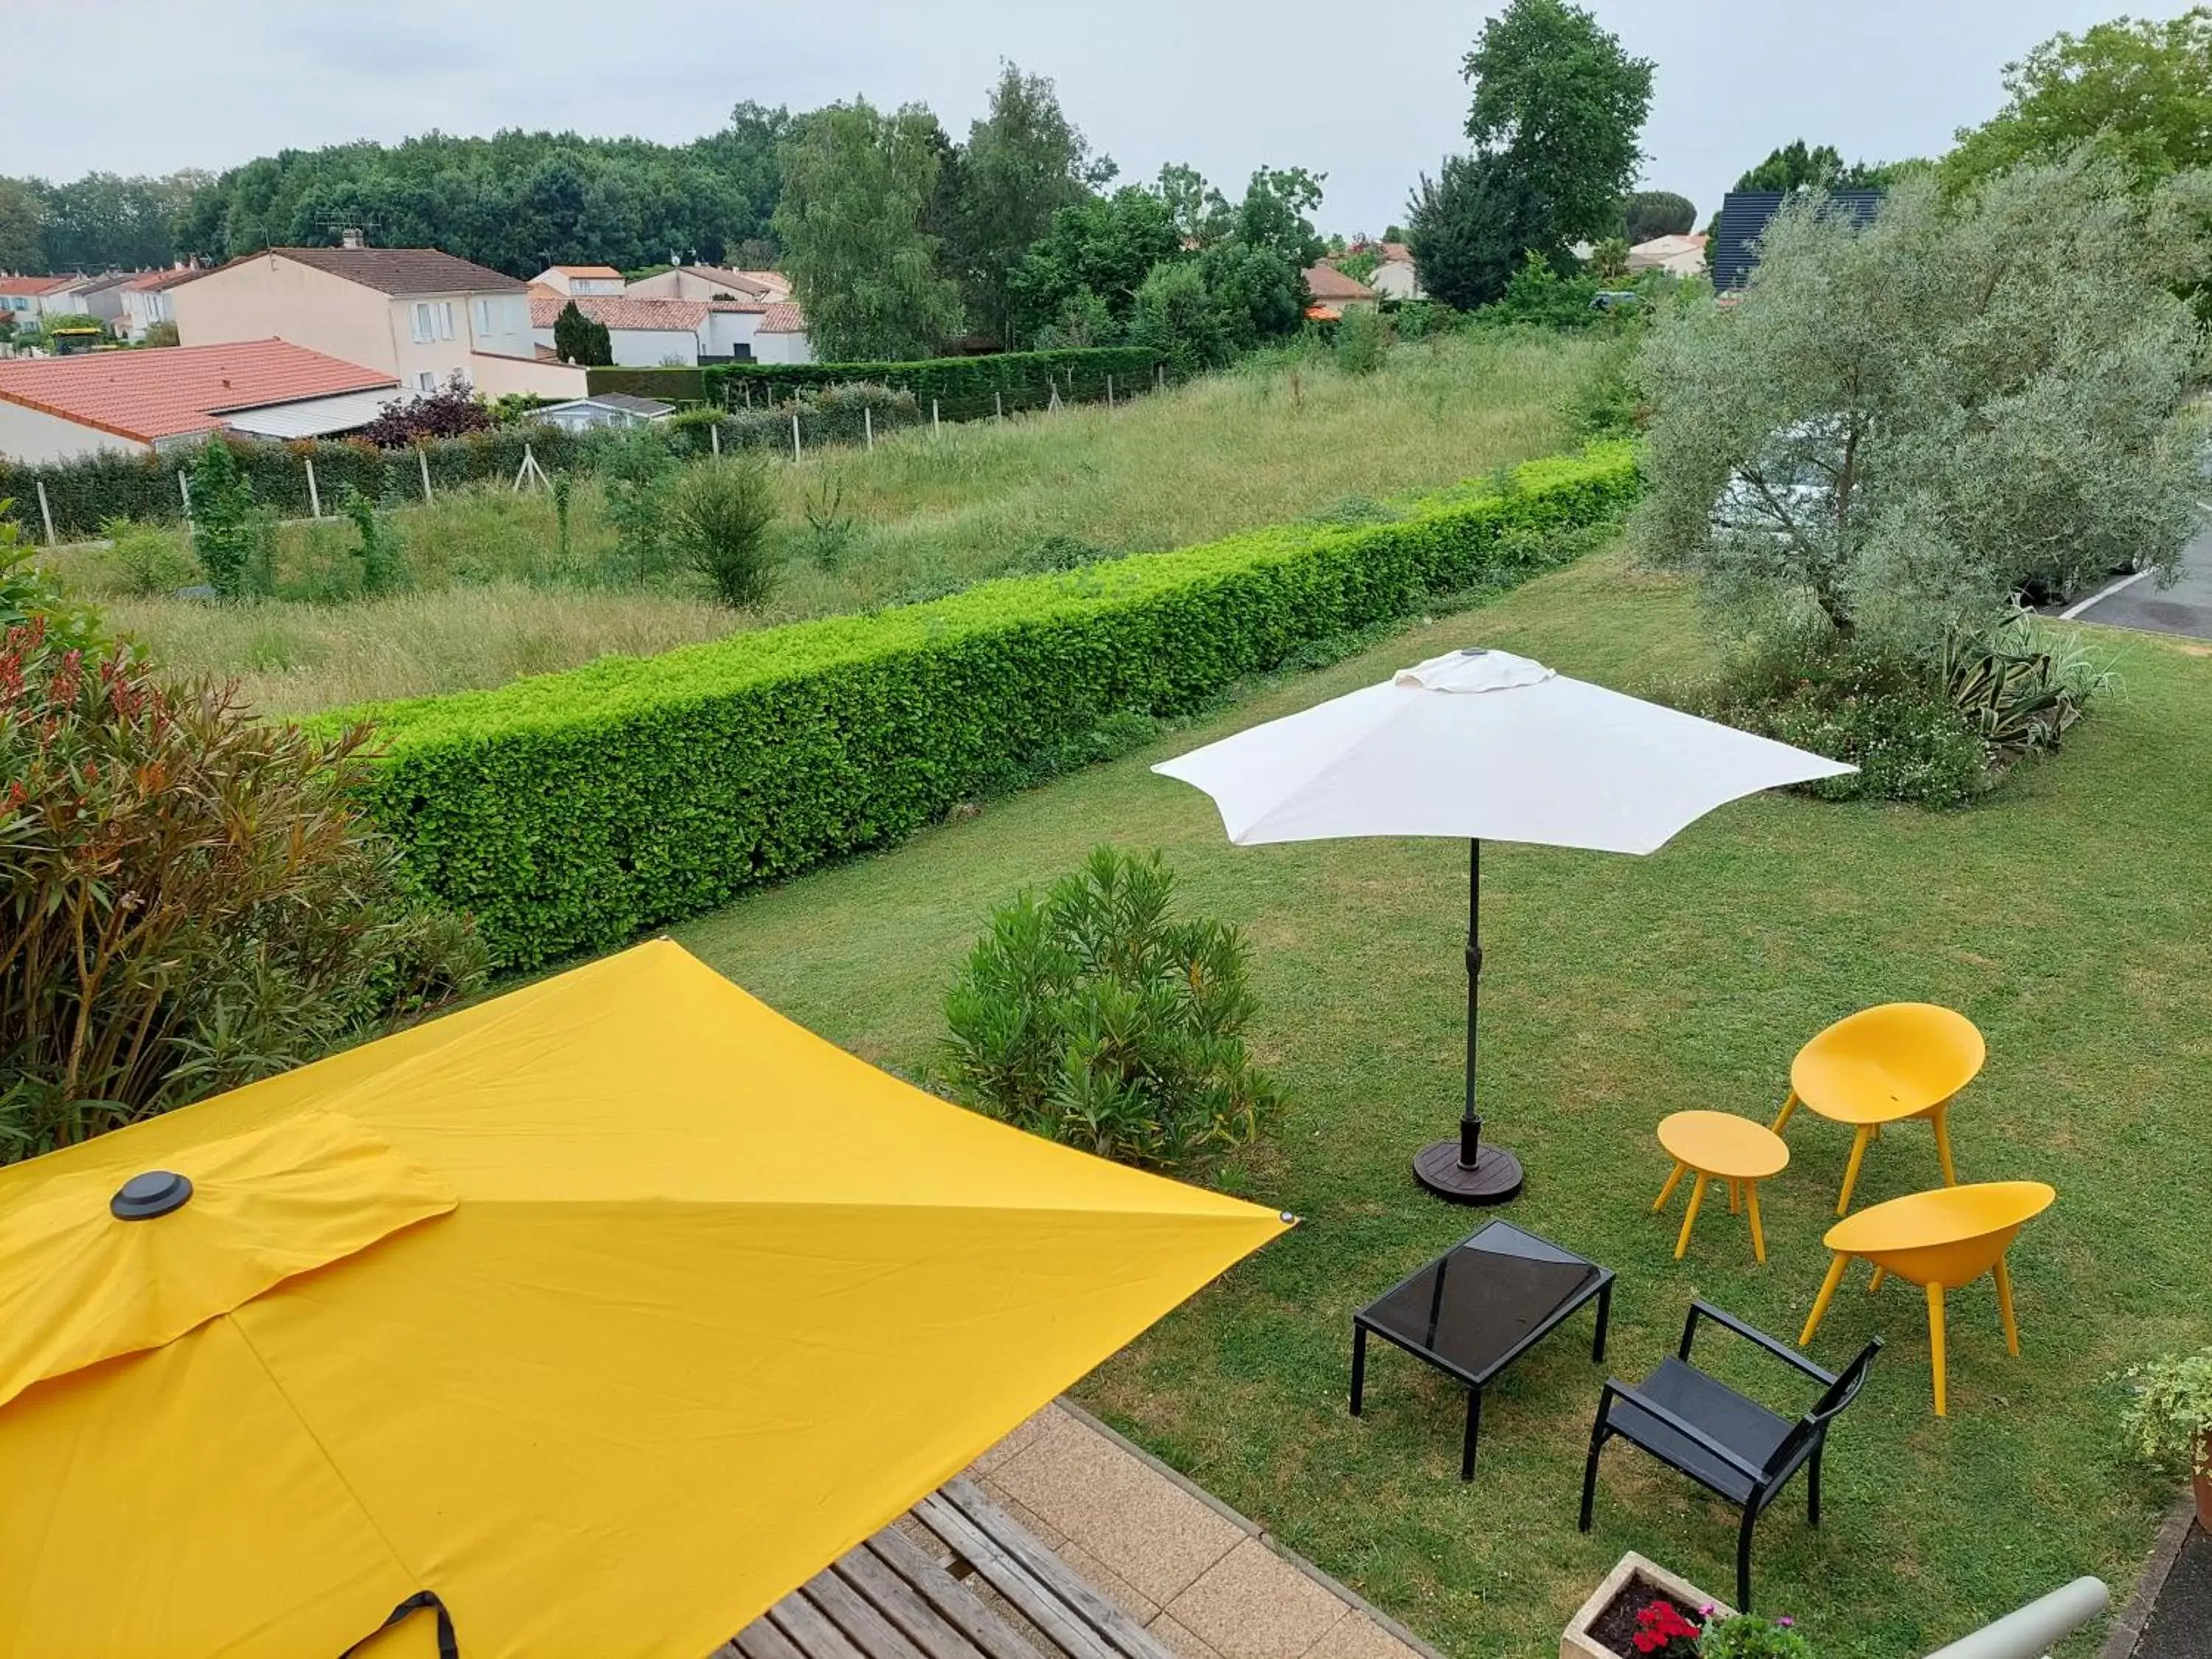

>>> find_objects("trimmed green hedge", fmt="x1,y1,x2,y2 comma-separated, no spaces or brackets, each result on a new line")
332,442,1638,968
585,366,708,403
711,346,1164,420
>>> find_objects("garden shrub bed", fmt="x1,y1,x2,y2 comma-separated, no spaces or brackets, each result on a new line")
324,442,1638,969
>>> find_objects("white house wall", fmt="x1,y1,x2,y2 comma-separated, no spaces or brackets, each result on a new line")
0,400,148,464
752,330,814,365
703,311,760,358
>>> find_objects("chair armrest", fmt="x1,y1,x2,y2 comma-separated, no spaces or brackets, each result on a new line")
1683,1300,1836,1385
1600,1377,1768,1482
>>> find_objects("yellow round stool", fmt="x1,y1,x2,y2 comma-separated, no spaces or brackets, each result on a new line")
1653,1111,1791,1264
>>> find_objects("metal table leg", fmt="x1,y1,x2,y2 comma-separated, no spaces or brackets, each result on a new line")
1461,1386,1483,1481
1349,1325,1367,1416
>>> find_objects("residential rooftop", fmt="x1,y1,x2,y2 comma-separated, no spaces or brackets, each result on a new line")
180,246,527,298
0,338,397,443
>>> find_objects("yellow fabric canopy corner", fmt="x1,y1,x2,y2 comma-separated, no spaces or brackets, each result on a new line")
0,940,1289,1659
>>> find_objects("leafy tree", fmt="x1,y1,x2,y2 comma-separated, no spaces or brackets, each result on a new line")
338,484,403,596
1127,259,1232,375
597,428,678,585
773,99,966,361
1635,156,2211,654
187,438,262,600
1733,139,1887,194
1194,240,1307,349
1587,237,1630,279
1947,9,2212,191
1335,305,1391,374
1030,288,1117,348
1230,166,1327,270
1405,152,1549,310
142,320,179,348
1460,0,1655,248
1009,185,1183,341
1155,162,1233,246
0,178,44,271
940,63,1106,347
552,299,611,366
1621,189,1695,241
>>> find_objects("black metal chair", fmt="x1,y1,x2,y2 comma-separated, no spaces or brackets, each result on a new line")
1578,1299,1880,1612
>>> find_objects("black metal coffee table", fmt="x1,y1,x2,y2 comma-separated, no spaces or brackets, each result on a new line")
1350,1220,1613,1480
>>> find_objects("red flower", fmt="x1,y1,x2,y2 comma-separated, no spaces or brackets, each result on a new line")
1631,1599,1703,1654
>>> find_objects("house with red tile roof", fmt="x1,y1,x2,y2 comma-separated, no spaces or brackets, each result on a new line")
625,264,787,307
169,243,583,402
1303,262,1379,309
532,265,628,299
0,340,400,463
0,274,85,330
528,294,719,366
751,299,814,364
119,268,203,341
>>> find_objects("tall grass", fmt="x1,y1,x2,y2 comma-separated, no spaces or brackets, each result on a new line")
49,332,1605,715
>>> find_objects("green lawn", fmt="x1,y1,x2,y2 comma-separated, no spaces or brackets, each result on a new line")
671,546,2211,1658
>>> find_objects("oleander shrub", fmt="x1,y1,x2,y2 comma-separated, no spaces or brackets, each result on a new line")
0,620,486,1159
940,847,1279,1170
324,442,1637,967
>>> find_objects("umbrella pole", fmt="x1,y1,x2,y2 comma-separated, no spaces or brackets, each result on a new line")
1412,838,1526,1204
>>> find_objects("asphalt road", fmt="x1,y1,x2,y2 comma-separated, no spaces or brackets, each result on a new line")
2066,524,2212,639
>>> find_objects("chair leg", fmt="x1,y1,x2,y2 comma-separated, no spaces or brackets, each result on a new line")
1770,1090,1799,1133
1993,1257,2021,1356
1736,1506,1758,1613
1808,1444,1823,1526
1801,1251,1851,1346
1674,1173,1708,1260
1927,1282,1949,1417
1746,1181,1767,1265
1932,1104,1958,1186
1835,1125,1873,1217
1652,1159,1686,1213
1579,1421,1607,1531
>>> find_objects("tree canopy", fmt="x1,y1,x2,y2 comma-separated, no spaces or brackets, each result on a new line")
1636,155,2211,652
1404,153,1550,310
1621,189,1695,242
1946,7,2212,191
772,100,967,361
1731,140,1891,194
935,63,1108,347
1460,0,1655,248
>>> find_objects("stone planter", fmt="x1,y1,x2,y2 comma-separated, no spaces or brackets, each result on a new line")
1561,1551,1734,1659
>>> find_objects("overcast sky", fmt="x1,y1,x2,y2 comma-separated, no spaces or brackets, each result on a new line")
4,1,2192,234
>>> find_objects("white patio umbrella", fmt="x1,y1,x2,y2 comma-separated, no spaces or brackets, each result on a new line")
1152,647,1854,1203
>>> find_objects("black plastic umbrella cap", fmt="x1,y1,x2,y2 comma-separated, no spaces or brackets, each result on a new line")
111,1170,193,1220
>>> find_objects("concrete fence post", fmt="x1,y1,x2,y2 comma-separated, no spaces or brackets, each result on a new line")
931,398,940,435
178,470,192,518
35,479,55,546
305,456,322,519
1106,374,1115,408
710,422,721,457
864,406,873,450
417,447,434,504
995,390,1004,422
790,412,801,462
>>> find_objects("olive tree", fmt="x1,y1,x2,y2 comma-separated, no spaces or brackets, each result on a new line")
1635,153,2210,653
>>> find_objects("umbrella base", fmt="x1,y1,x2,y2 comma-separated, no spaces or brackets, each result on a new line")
1413,1138,1525,1205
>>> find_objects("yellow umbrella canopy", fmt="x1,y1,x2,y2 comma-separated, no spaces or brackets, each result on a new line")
0,942,1289,1658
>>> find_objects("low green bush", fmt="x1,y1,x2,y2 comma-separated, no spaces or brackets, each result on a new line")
940,847,1279,1169
324,442,1637,967
1699,639,1994,807
667,456,779,609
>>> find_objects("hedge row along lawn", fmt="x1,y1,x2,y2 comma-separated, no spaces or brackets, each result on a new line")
330,442,1638,967
588,344,1165,420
